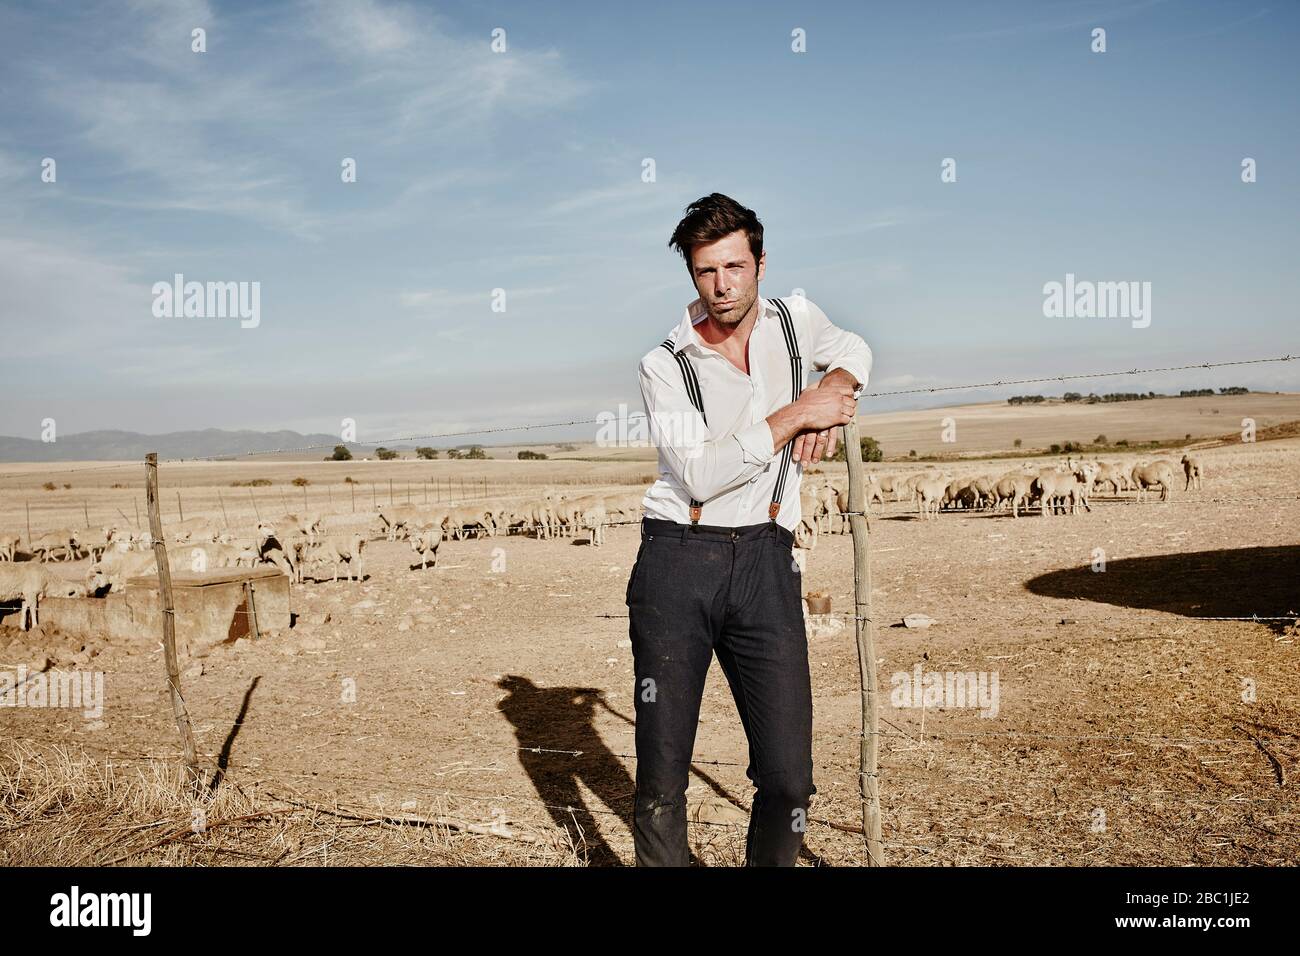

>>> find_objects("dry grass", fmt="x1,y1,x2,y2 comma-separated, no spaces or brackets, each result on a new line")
0,742,584,866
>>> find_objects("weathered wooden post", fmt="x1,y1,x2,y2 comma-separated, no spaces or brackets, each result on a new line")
842,421,884,866
145,454,201,787
217,489,229,528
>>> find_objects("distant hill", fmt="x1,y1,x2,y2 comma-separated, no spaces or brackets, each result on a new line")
0,429,347,462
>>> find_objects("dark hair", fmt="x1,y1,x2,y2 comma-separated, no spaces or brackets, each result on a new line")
668,193,763,268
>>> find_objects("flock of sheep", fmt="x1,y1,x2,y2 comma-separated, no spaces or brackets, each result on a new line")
794,454,1206,544
0,456,1209,632
0,488,647,631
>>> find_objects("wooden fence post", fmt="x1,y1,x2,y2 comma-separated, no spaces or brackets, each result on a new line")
843,420,884,866
217,490,229,528
145,453,201,787
249,488,260,522
176,491,184,523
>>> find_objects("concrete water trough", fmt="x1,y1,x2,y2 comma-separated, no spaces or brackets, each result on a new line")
11,566,291,657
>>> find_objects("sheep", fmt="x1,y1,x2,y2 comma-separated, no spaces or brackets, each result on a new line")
581,501,608,547
0,564,84,630
86,549,157,594
304,534,366,583
795,488,821,549
835,478,883,528
1181,454,1204,491
894,475,920,503
1092,462,1129,496
258,528,309,585
0,534,18,562
1131,461,1178,502
992,473,1036,518
1033,469,1077,516
277,512,325,542
27,529,80,562
603,493,644,526
170,516,226,545
814,482,841,534
76,527,115,563
410,529,441,569
970,475,997,510
376,507,428,541
520,499,557,539
913,477,948,520
445,505,495,540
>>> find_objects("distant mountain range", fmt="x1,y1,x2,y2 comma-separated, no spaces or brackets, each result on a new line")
0,429,355,462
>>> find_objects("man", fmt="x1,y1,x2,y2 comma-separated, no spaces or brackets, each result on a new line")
627,193,872,866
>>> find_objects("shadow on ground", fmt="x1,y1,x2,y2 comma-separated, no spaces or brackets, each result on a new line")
1025,546,1300,633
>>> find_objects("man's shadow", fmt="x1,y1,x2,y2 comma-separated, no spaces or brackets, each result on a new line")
496,675,825,866
496,676,636,866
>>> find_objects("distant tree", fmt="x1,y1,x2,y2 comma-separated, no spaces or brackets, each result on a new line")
908,449,917,458
446,448,463,460
375,447,399,461
1063,392,1082,403
1013,438,1022,448
518,450,548,460
829,436,883,463
415,446,438,460
331,444,353,461
291,477,310,487
1050,443,1062,454
465,445,487,460
1094,434,1107,445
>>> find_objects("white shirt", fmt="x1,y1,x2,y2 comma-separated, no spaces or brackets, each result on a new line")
638,294,873,531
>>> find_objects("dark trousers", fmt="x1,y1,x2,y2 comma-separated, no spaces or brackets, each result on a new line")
625,516,815,866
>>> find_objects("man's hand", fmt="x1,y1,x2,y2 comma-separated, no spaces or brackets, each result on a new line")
792,370,859,464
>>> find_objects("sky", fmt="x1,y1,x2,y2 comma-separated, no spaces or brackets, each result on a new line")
0,0,1296,447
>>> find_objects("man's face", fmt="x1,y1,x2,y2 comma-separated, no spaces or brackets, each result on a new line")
688,230,766,326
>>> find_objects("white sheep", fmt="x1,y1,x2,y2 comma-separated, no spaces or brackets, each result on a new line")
0,564,84,629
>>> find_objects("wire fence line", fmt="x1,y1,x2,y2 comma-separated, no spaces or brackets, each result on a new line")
6,732,1291,867
0,351,1294,480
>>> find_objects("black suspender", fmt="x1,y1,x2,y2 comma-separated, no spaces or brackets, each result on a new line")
659,298,804,527
768,297,804,521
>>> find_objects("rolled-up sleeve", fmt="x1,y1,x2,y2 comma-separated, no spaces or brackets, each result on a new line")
805,297,872,388
639,355,773,502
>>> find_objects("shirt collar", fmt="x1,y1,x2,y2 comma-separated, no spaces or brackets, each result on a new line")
671,295,773,355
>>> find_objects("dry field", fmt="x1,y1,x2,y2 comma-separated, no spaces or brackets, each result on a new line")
1,412,1298,866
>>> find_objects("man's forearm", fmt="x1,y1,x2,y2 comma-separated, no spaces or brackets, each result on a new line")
818,367,860,392
766,403,812,453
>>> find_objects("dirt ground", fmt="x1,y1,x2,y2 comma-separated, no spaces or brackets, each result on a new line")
2,437,1298,866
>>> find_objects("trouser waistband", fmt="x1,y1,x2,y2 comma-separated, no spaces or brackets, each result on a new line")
640,516,794,547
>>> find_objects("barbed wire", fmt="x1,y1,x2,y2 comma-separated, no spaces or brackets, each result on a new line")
862,354,1297,398
1,352,1293,479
